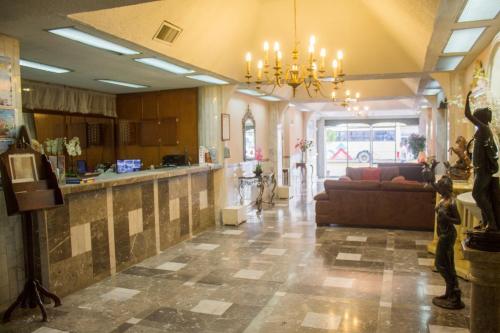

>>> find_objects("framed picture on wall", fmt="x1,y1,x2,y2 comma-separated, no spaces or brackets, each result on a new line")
221,113,230,141
9,153,38,183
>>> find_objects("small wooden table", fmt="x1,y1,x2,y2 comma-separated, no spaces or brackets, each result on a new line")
295,162,313,184
238,173,276,213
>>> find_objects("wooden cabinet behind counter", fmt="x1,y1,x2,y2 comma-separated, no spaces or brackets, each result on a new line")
116,88,198,168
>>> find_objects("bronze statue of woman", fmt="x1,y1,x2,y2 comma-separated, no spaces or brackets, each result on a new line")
432,175,465,309
464,91,499,231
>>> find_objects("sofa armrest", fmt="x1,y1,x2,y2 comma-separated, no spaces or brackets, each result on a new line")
314,191,329,200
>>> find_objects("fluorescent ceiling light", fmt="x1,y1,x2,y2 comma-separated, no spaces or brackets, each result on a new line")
435,56,464,71
300,108,310,112
260,95,281,101
134,57,194,74
458,0,500,22
423,88,441,95
48,27,140,55
186,75,228,85
97,79,148,88
237,88,265,96
443,27,486,53
20,59,71,73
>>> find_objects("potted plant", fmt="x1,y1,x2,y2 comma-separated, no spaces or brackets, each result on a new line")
295,138,313,163
64,137,82,177
408,133,426,162
254,147,263,177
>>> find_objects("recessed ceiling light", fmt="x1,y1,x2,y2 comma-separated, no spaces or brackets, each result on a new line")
186,75,228,85
237,88,265,96
97,79,148,88
458,0,500,22
48,27,140,55
288,103,296,107
443,27,486,53
435,56,464,71
134,57,194,74
20,59,71,73
423,88,441,95
260,95,281,101
300,108,310,112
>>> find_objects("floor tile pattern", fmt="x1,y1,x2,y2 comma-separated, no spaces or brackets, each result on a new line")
1,185,471,333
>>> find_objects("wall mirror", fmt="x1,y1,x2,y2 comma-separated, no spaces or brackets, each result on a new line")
242,105,256,161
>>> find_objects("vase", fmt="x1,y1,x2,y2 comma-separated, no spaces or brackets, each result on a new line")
48,155,65,184
417,151,427,163
301,151,306,163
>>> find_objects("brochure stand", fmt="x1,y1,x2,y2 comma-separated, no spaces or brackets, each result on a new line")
0,126,63,322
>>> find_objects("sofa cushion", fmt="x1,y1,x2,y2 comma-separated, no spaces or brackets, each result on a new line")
339,176,352,181
380,166,399,181
314,192,329,200
325,180,380,190
346,167,363,180
361,168,381,181
380,180,433,192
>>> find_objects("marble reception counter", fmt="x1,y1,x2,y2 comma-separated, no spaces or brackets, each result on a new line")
35,165,221,297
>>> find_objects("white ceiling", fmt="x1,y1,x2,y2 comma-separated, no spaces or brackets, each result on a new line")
0,0,498,108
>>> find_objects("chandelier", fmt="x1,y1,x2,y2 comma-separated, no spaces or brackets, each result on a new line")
244,0,347,98
331,89,360,108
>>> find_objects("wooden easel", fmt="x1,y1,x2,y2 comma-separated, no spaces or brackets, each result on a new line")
0,126,64,322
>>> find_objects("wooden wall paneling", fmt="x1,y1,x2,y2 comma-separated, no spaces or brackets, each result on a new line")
116,94,142,120
141,92,158,120
67,116,88,149
140,120,160,146
159,117,178,146
33,113,65,141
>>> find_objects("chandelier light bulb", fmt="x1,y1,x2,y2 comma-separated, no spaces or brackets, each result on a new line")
355,92,360,99
320,48,326,57
345,90,351,97
347,107,352,111
263,41,269,51
245,52,252,62
354,106,359,111
337,50,344,60
364,106,369,111
332,59,338,68
277,50,282,60
310,35,316,46
308,44,314,54
257,60,263,69
274,42,280,52
331,91,336,99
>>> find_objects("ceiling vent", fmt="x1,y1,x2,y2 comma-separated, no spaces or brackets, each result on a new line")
154,21,182,45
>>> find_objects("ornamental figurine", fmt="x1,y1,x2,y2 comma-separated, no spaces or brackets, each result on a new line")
464,91,499,232
423,167,465,309
443,136,473,181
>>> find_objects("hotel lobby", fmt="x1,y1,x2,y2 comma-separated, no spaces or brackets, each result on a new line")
0,1,499,332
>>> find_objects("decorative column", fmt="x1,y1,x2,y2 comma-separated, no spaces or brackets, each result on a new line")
198,85,236,224
462,245,500,333
268,102,288,184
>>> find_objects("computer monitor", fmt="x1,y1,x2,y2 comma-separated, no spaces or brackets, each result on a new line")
116,159,141,174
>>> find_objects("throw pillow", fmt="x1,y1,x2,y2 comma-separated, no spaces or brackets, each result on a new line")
361,168,381,181
346,167,363,180
391,175,406,182
380,166,399,181
339,176,352,181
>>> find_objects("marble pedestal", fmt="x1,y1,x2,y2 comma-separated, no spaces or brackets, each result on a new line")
462,244,500,333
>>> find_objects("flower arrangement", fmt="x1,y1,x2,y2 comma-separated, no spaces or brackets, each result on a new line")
64,137,82,157
408,133,426,158
295,138,313,152
254,147,263,176
44,138,65,156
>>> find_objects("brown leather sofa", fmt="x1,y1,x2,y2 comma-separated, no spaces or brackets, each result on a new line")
315,177,436,230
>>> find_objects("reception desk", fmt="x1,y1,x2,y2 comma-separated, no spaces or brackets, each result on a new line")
34,165,221,297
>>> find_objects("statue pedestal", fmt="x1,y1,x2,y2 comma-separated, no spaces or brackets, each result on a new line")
462,243,500,333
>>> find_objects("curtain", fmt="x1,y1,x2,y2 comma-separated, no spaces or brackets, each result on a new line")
22,80,117,117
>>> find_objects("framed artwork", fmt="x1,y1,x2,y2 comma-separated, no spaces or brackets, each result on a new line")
0,56,13,108
9,153,38,183
0,109,15,139
221,113,230,141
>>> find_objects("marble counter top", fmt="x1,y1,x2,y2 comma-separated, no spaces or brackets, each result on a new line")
60,164,222,195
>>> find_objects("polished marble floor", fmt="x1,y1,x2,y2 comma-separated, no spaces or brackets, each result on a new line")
1,187,471,333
